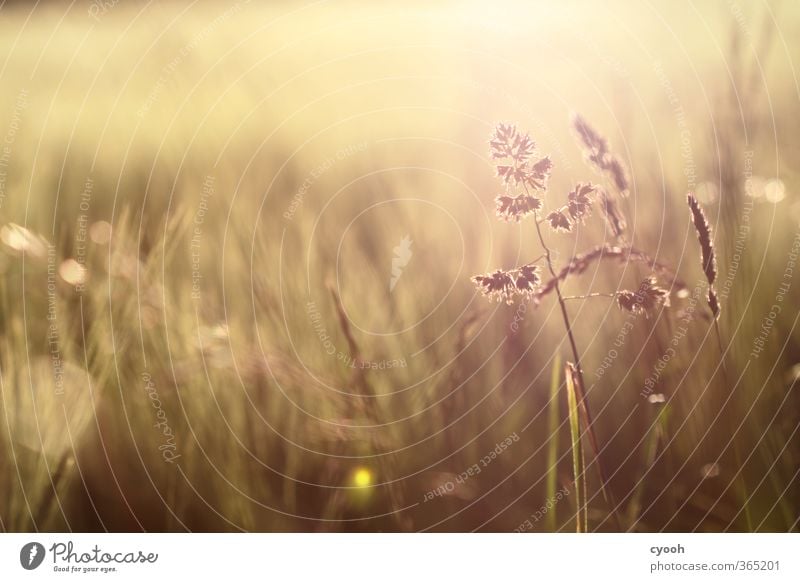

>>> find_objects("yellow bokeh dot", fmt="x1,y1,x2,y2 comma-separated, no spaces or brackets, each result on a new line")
352,468,373,488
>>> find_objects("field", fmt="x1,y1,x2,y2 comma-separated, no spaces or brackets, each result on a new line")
0,0,798,532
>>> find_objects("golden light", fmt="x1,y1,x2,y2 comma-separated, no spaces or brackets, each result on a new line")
765,179,786,204
89,221,113,244
352,467,374,488
0,223,48,258
59,259,87,286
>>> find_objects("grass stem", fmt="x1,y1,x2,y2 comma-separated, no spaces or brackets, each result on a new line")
532,214,619,529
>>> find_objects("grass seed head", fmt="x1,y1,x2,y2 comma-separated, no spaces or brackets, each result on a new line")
616,276,670,317
495,194,542,221
571,113,629,196
472,264,541,304
600,189,626,238
490,124,552,192
687,193,720,318
687,193,717,285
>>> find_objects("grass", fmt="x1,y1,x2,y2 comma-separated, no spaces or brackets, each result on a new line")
545,352,560,532
0,0,798,532
565,362,587,532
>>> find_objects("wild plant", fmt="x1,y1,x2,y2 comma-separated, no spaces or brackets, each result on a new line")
472,117,682,530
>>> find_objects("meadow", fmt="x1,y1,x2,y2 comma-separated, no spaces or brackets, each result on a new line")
0,0,797,532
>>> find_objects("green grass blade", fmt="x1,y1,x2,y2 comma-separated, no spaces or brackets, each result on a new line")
546,352,561,531
566,362,587,532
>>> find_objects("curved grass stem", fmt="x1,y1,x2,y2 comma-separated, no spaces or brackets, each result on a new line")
562,292,618,301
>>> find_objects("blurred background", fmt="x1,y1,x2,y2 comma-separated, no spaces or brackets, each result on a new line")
0,0,797,532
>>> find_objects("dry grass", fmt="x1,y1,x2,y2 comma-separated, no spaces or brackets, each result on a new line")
0,0,798,532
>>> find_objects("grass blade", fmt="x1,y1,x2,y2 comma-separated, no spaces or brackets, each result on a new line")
627,405,670,530
546,352,561,531
566,362,588,532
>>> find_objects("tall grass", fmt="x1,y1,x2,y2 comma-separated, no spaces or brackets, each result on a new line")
0,1,797,532
565,363,587,533
545,352,561,532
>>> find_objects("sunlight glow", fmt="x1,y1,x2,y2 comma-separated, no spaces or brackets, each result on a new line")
352,468,374,488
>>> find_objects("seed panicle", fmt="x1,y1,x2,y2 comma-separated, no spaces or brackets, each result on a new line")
547,209,573,232
687,193,717,285
545,183,597,233
571,113,629,196
687,193,720,319
616,277,670,317
533,244,686,304
600,189,626,238
472,264,541,305
490,123,552,192
495,193,542,222
476,121,652,532
477,122,682,313
490,123,535,163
